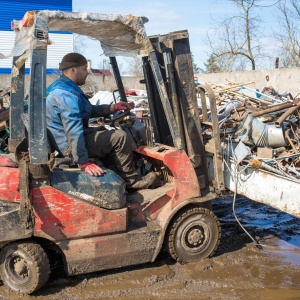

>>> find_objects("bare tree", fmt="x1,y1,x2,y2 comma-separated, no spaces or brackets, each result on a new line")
73,34,87,53
97,58,112,72
97,57,125,76
191,53,201,73
207,0,264,71
126,57,144,77
202,54,222,73
274,0,300,67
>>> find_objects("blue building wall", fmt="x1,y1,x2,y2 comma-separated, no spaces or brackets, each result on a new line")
0,0,72,31
0,0,72,74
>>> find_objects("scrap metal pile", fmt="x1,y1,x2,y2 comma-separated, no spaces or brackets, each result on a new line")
198,81,300,181
0,86,29,153
125,89,149,118
0,86,11,153
2,77,300,182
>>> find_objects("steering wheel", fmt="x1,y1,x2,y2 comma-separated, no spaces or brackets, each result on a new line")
109,109,132,128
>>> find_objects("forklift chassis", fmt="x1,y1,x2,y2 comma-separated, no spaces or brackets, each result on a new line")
0,10,221,294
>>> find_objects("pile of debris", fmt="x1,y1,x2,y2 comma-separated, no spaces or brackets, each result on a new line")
125,89,149,118
2,77,300,182
198,81,300,182
0,86,11,153
88,89,149,125
0,86,10,125
0,86,30,153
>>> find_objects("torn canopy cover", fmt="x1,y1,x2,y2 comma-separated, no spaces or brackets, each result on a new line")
47,11,149,57
0,10,149,66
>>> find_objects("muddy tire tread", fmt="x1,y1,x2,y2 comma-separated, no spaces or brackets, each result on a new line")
0,241,50,294
167,207,221,263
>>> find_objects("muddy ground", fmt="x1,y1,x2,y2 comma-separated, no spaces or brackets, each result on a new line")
0,196,299,300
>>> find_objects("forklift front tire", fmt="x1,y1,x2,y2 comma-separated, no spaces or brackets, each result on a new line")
166,207,221,263
0,241,50,294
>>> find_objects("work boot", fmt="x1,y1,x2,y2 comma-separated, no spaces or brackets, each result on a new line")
128,171,157,190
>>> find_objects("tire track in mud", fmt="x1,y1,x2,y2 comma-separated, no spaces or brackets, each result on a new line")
0,196,299,299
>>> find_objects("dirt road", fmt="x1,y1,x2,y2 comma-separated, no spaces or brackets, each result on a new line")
0,196,299,300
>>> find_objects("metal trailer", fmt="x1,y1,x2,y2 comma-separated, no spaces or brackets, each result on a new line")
198,84,300,218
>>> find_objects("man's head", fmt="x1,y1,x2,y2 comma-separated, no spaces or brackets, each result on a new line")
59,53,89,86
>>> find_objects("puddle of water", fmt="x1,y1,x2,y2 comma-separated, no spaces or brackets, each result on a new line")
262,239,300,266
244,288,300,300
289,234,300,248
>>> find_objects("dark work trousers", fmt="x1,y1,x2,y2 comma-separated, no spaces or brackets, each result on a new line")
85,128,137,185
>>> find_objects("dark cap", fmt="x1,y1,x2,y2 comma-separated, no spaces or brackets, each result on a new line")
59,53,87,71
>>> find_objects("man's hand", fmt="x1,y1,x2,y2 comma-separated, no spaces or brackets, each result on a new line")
81,162,105,176
113,101,135,112
0,156,18,168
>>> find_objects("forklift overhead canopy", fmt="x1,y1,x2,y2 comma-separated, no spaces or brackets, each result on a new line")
47,11,149,57
1,10,149,64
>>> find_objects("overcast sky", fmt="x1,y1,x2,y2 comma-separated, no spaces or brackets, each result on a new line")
72,0,280,71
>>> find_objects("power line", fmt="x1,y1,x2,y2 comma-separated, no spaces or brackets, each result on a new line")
254,0,282,8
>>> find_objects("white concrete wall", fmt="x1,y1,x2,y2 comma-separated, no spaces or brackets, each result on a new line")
1,68,299,97
0,74,145,95
195,67,300,98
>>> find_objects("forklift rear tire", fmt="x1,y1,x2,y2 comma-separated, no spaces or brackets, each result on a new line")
0,241,50,294
166,207,221,263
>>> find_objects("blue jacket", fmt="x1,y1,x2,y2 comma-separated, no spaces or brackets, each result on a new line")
46,75,111,164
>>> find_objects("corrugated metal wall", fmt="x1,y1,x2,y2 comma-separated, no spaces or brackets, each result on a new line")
0,0,73,74
0,32,73,68
0,31,15,68
47,34,74,69
0,0,72,31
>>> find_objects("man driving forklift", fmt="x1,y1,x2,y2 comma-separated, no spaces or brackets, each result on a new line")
46,52,157,189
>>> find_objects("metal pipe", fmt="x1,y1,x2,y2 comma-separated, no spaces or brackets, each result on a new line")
142,56,161,144
272,147,286,156
148,51,182,149
241,86,288,102
109,57,127,102
285,130,298,153
275,106,299,127
287,166,300,178
263,152,300,162
249,158,296,180
234,101,295,121
250,102,295,117
164,50,186,152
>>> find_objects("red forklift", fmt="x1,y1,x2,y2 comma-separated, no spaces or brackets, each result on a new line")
0,10,221,294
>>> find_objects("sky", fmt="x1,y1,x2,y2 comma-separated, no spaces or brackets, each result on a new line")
72,0,281,72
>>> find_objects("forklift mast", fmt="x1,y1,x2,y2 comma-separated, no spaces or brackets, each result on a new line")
111,32,225,194
143,31,210,194
87,31,212,195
